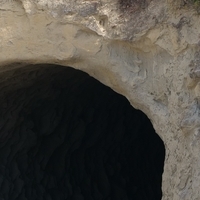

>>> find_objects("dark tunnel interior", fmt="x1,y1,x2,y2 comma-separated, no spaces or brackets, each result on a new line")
0,64,165,200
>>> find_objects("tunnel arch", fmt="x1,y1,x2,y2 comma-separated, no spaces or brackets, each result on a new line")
0,63,165,200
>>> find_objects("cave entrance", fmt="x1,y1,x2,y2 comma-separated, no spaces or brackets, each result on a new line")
0,64,165,200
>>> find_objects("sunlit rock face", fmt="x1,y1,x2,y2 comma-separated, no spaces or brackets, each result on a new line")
1,0,200,199
0,64,165,200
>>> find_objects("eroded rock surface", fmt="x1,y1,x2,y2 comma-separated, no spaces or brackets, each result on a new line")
0,0,200,199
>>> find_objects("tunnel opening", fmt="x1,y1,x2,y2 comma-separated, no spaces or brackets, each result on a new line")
0,64,165,200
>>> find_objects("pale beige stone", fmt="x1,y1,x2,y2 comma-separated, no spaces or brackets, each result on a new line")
0,0,200,199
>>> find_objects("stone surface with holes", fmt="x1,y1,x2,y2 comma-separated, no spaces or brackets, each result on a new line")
0,0,200,199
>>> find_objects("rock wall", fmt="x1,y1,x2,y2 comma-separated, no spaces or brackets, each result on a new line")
0,0,200,199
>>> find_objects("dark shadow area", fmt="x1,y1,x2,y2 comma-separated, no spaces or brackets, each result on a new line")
0,64,165,200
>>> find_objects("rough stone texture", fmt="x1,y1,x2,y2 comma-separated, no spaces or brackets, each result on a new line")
0,64,165,200
0,0,200,199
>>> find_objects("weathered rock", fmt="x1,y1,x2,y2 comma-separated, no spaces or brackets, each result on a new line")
0,0,200,199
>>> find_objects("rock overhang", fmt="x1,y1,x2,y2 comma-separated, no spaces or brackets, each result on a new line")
0,0,200,199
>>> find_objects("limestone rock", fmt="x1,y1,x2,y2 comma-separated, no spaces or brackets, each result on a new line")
0,0,200,199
